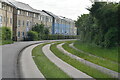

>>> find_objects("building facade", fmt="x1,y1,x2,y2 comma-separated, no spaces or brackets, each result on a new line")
9,0,52,41
1,0,76,41
0,0,13,31
42,10,76,35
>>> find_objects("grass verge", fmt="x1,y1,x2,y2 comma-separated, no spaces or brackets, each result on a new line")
74,40,119,63
32,43,72,79
62,42,119,72
0,40,14,45
50,43,115,79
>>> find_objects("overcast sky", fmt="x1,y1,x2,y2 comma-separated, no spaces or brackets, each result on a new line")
16,0,119,20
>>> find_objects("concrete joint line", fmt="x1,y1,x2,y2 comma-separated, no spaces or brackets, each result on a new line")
57,43,119,78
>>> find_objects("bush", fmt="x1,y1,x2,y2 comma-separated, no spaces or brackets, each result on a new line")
46,34,78,40
1,27,12,40
27,31,38,41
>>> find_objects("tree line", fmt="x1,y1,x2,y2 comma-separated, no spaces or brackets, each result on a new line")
75,2,119,48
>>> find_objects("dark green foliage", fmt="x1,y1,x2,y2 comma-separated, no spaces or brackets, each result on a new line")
76,2,119,48
46,35,78,40
0,27,13,45
1,27,12,40
32,24,44,34
27,31,38,41
32,24,50,40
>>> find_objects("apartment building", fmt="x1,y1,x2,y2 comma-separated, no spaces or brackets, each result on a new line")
9,0,52,41
1,0,76,41
40,11,52,34
0,0,13,31
42,10,76,35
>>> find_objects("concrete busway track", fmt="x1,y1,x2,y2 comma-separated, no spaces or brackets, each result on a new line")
19,43,45,78
42,44,93,79
69,43,120,65
2,39,75,79
57,43,119,78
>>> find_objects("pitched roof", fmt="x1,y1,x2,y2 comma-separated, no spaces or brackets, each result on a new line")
42,10,59,18
1,0,13,6
33,9,51,17
8,0,38,13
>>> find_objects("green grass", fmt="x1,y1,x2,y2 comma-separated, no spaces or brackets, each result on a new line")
0,40,14,45
50,42,114,79
74,41,119,63
62,42,119,72
32,43,72,79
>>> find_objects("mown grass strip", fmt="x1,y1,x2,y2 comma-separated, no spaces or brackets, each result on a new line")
50,43,116,79
62,42,119,72
32,43,72,79
74,41,119,63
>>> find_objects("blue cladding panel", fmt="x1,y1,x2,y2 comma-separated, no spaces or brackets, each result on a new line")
53,21,73,35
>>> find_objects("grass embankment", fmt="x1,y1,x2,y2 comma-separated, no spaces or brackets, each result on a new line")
50,42,113,79
0,40,14,45
63,42,119,72
74,41,119,63
32,43,72,79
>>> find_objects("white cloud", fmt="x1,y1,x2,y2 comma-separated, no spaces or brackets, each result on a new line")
15,0,119,20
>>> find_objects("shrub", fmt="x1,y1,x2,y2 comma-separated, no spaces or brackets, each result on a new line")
32,24,44,34
1,27,12,40
46,34,78,40
27,31,38,41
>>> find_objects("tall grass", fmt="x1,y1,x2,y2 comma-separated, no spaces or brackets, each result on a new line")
50,43,114,79
74,41,119,63
63,43,119,72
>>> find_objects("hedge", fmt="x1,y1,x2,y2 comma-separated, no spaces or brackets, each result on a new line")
27,31,38,41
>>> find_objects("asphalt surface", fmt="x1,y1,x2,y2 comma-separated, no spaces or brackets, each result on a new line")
2,39,75,78
2,41,45,78
0,46,2,80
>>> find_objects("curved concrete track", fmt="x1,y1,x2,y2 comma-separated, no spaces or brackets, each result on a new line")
57,43,119,78
20,43,45,78
42,44,93,79
2,39,75,78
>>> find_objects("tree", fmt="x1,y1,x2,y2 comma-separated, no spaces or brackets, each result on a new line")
27,31,38,41
76,2,119,48
1,27,12,40
32,24,44,34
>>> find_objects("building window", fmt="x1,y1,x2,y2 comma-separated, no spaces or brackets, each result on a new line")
30,21,32,27
10,18,12,24
40,16,42,21
18,10,21,15
27,12,29,16
39,15,41,20
22,32,24,37
18,20,21,27
18,31,20,38
34,14,36,18
2,4,6,9
0,16,2,27
0,2,2,8
27,21,29,27
23,21,24,27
